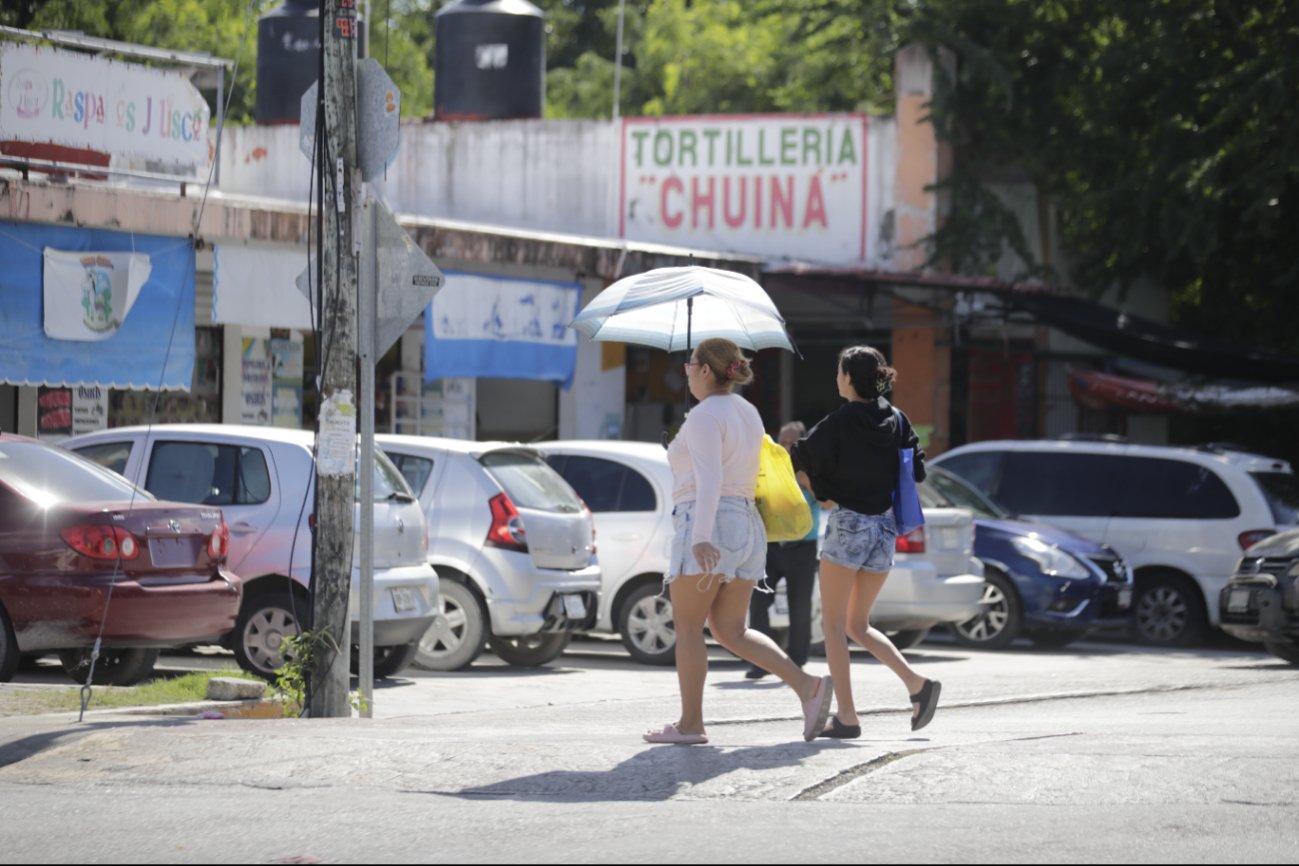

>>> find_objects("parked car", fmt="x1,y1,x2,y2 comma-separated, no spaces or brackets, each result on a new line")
376,434,600,671
538,439,984,663
926,466,1133,649
1219,528,1299,665
0,433,242,685
534,440,676,664
63,425,439,680
933,438,1298,646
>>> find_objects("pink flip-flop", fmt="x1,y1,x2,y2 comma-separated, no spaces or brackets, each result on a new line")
643,723,708,745
801,675,834,742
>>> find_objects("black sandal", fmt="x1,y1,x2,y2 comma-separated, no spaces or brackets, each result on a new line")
817,714,861,739
910,679,942,732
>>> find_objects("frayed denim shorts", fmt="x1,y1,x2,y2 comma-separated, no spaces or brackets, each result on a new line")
666,496,767,586
820,507,897,573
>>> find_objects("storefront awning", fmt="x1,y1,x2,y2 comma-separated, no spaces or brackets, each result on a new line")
1069,370,1299,414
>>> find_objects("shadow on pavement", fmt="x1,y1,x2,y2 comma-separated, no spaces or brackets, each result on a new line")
455,740,848,802
0,717,200,770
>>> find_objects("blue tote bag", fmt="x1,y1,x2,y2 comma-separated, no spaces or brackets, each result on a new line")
891,408,925,537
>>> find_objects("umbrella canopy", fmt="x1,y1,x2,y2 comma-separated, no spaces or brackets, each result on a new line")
569,265,794,353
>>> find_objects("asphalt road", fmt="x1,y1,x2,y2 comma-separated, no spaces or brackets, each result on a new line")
1,632,1295,863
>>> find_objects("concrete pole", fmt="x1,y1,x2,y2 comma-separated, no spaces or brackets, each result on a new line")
311,0,361,718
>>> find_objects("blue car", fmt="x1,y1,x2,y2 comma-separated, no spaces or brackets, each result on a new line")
924,467,1134,649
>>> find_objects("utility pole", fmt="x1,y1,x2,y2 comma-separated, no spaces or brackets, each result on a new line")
311,0,361,718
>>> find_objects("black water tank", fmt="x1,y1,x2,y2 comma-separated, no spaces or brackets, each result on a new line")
435,0,545,121
255,0,366,125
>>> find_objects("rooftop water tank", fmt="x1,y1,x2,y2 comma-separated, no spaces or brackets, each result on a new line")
434,0,544,121
255,0,366,125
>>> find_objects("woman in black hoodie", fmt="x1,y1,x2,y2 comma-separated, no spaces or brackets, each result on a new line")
790,345,941,738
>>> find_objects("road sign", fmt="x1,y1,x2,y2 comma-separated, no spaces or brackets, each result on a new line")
357,59,401,182
299,81,318,160
370,195,443,355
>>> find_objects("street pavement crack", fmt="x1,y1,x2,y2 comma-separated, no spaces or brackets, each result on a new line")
792,732,1084,801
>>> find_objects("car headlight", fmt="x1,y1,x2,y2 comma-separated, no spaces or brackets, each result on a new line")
1287,560,1299,578
1011,536,1091,579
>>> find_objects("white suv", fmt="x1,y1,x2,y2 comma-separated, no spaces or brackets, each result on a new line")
376,435,601,671
933,438,1298,646
64,425,440,679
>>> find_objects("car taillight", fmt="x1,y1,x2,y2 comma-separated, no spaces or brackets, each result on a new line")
896,527,926,554
60,525,141,561
577,496,597,555
208,520,230,560
486,493,528,552
1238,530,1275,551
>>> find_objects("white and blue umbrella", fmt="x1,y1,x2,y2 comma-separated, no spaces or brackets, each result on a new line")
569,265,795,354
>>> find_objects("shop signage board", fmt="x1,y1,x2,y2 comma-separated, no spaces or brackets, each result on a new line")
620,114,869,264
0,42,211,175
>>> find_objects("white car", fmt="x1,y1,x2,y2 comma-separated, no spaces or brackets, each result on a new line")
535,440,677,664
536,440,984,663
63,424,440,679
376,435,601,671
934,438,1299,645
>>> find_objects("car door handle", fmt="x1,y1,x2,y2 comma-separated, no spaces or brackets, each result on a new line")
230,521,258,534
613,534,642,542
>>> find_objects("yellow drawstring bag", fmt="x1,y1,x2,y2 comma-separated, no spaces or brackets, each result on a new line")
754,434,813,542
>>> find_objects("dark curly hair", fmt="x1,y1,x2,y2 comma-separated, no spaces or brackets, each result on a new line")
838,345,896,399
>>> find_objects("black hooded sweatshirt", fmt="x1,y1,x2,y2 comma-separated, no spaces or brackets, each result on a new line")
789,398,926,517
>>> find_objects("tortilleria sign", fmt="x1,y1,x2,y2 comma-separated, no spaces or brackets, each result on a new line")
620,114,868,264
0,42,210,174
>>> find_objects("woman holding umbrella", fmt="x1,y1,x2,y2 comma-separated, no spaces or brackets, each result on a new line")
644,337,834,745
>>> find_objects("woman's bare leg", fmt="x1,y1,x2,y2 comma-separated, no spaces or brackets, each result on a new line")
818,559,862,725
846,570,929,720
667,575,724,735
707,578,822,702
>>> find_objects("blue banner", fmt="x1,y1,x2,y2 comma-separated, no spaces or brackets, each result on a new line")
424,272,580,389
0,221,195,390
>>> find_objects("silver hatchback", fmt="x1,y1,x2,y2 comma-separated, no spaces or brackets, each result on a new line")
377,435,601,671
63,424,440,679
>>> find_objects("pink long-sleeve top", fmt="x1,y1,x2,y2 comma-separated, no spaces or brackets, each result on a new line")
667,393,765,545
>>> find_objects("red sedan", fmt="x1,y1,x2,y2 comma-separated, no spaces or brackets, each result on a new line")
0,433,241,685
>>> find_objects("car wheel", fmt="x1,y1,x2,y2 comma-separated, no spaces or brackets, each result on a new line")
618,582,676,666
370,642,421,679
1263,640,1299,666
414,580,486,672
951,571,1023,650
1131,572,1206,647
1028,629,1086,650
488,632,571,667
57,648,160,686
0,607,18,683
234,592,304,680
887,628,931,650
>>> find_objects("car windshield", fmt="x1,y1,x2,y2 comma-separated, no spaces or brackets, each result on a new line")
481,450,584,513
928,468,1010,519
0,440,147,505
1250,472,1299,526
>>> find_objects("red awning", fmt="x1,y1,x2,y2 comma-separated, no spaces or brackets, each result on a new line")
1069,370,1299,414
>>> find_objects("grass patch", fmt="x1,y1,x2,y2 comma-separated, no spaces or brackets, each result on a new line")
0,668,266,716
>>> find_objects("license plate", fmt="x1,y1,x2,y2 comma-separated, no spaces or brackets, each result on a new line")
149,536,198,567
1227,587,1252,613
562,594,587,620
391,587,420,613
1117,587,1133,608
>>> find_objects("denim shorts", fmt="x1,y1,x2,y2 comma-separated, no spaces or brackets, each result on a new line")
666,496,767,585
820,507,897,573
